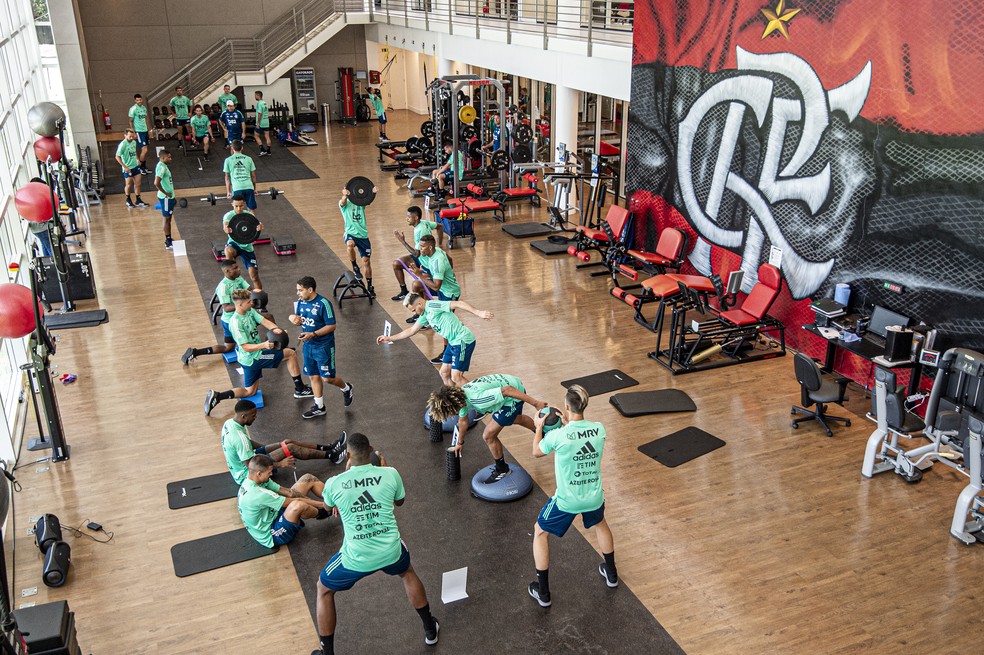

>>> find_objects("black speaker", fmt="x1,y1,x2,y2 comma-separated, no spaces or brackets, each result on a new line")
884,328,914,362
35,513,61,553
42,540,71,587
39,253,96,301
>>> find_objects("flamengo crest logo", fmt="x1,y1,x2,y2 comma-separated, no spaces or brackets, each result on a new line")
676,47,871,298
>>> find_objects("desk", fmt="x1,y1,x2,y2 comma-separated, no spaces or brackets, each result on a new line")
802,324,922,395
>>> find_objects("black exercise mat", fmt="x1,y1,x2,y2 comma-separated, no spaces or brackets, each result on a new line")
98,140,318,195
502,222,553,237
43,309,109,330
171,528,277,577
562,369,639,396
638,427,726,468
610,390,697,417
167,472,239,510
176,198,684,654
531,239,571,255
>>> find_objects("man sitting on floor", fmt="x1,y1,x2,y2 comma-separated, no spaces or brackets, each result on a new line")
238,454,331,548
181,259,247,365
391,206,443,301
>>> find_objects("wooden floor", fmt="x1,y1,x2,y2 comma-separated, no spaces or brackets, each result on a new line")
10,112,983,654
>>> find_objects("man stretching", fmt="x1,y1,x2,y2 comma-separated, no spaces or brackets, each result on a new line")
239,454,331,548
223,400,347,484
528,384,618,607
168,86,193,147
190,104,212,161
427,374,547,483
368,88,387,141
181,259,247,365
289,276,354,419
339,186,377,296
313,433,439,655
204,289,312,415
391,206,443,301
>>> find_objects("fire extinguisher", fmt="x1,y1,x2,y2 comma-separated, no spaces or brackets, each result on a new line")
99,104,111,130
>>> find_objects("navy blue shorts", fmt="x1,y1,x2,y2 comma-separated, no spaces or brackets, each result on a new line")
160,197,175,218
344,234,372,259
122,166,141,179
437,290,459,302
226,133,243,146
135,131,149,149
441,340,475,372
492,401,523,427
271,508,304,546
174,118,190,126
235,189,257,210
378,114,387,124
303,342,336,379
220,318,235,344
226,240,258,269
254,126,268,134
319,541,411,591
537,499,605,537
242,349,284,387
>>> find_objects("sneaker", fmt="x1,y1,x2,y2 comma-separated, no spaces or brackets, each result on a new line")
406,315,418,324
257,150,267,157
135,198,149,208
165,238,173,250
204,390,219,416
528,582,551,607
367,286,376,299
424,619,440,646
331,449,347,465
484,466,510,484
180,347,195,366
204,155,210,162
599,562,618,588
330,431,348,455
391,290,409,301
430,353,444,364
342,384,354,407
125,199,135,208
302,404,327,419
293,386,314,399
352,263,362,279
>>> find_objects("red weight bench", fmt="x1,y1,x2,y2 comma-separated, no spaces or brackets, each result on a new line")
611,273,715,334
439,197,505,223
614,227,689,284
567,204,633,276
464,183,487,198
493,173,541,207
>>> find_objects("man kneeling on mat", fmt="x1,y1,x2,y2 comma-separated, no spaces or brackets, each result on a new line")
204,289,313,416
428,374,547,484
527,384,618,608
223,400,347,485
238,454,332,548
313,433,439,655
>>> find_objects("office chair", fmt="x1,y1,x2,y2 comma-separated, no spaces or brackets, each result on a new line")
791,352,852,437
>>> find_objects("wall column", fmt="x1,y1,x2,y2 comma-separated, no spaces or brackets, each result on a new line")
437,56,454,78
552,84,579,211
48,0,98,154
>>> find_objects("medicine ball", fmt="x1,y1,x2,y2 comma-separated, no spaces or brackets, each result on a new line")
266,329,289,350
250,290,269,310
42,540,71,587
539,406,563,433
35,513,61,553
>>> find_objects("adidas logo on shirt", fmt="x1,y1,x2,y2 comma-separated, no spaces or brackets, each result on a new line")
351,490,381,512
572,441,600,462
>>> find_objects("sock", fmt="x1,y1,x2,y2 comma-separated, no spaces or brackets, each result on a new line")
399,284,407,293
314,396,325,409
319,634,334,655
603,551,617,578
217,390,235,401
136,195,143,202
126,194,132,203
192,347,213,357
494,457,508,472
536,568,550,595
367,277,373,289
341,383,352,393
292,375,304,391
315,507,330,520
415,604,436,632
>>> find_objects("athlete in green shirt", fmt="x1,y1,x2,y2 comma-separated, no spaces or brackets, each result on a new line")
204,288,313,416
368,88,387,141
223,140,257,209
238,454,332,548
391,205,443,300
153,150,175,249
340,185,377,296
427,373,547,483
127,93,150,174
528,384,617,607
314,433,439,654
408,235,460,301
181,259,248,364
114,129,148,209
222,195,264,292
253,90,273,156
218,84,238,109
169,86,193,146
377,292,493,386
431,141,465,194
189,104,212,161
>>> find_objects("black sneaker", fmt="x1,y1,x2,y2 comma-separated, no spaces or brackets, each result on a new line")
484,466,510,484
367,286,376,299
391,290,408,301
204,390,219,416
165,237,173,250
204,155,210,162
430,353,444,364
331,449,347,465
125,199,135,208
302,404,327,419
135,198,149,207
293,386,314,399
406,315,418,324
599,563,618,588
342,384,354,407
330,431,348,455
352,263,362,279
181,347,195,366
424,619,440,646
528,582,551,607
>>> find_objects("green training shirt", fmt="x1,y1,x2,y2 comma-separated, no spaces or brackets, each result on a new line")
539,419,607,513
238,478,283,547
190,114,210,137
424,247,459,298
369,94,385,116
413,220,438,248
460,373,524,417
116,139,138,170
417,300,474,346
223,209,257,251
255,99,269,128
447,150,464,180
169,95,192,119
223,153,256,191
323,464,406,572
128,103,148,131
228,308,265,366
216,275,250,322
340,202,368,239
222,419,254,485
155,161,173,200
218,92,238,108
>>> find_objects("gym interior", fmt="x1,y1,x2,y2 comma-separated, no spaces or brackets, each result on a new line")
0,0,982,653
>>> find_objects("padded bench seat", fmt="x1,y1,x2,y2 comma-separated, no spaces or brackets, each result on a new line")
503,187,537,197
575,225,609,242
627,249,674,265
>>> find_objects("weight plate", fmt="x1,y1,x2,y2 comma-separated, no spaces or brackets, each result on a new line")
511,144,532,164
513,123,533,146
420,121,435,138
490,149,509,171
346,176,376,207
406,136,420,153
467,138,484,159
229,213,261,244
461,125,477,140
417,136,433,152
441,130,452,146
458,105,477,125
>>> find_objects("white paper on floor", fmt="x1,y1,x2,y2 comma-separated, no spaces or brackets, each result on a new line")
383,320,392,338
441,567,468,604
172,240,187,257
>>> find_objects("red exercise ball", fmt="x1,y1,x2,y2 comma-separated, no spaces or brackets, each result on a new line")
0,283,38,339
13,182,58,223
33,136,62,162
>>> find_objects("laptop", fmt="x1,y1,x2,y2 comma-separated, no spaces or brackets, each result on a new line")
864,305,910,348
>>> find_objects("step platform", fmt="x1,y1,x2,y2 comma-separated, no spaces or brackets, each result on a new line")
272,235,296,255
470,463,533,502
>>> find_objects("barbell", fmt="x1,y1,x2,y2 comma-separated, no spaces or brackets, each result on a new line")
199,187,285,205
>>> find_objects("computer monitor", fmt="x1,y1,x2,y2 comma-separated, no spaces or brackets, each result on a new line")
868,305,910,338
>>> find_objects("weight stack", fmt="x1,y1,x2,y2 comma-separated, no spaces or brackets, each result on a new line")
12,600,82,654
446,448,461,481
